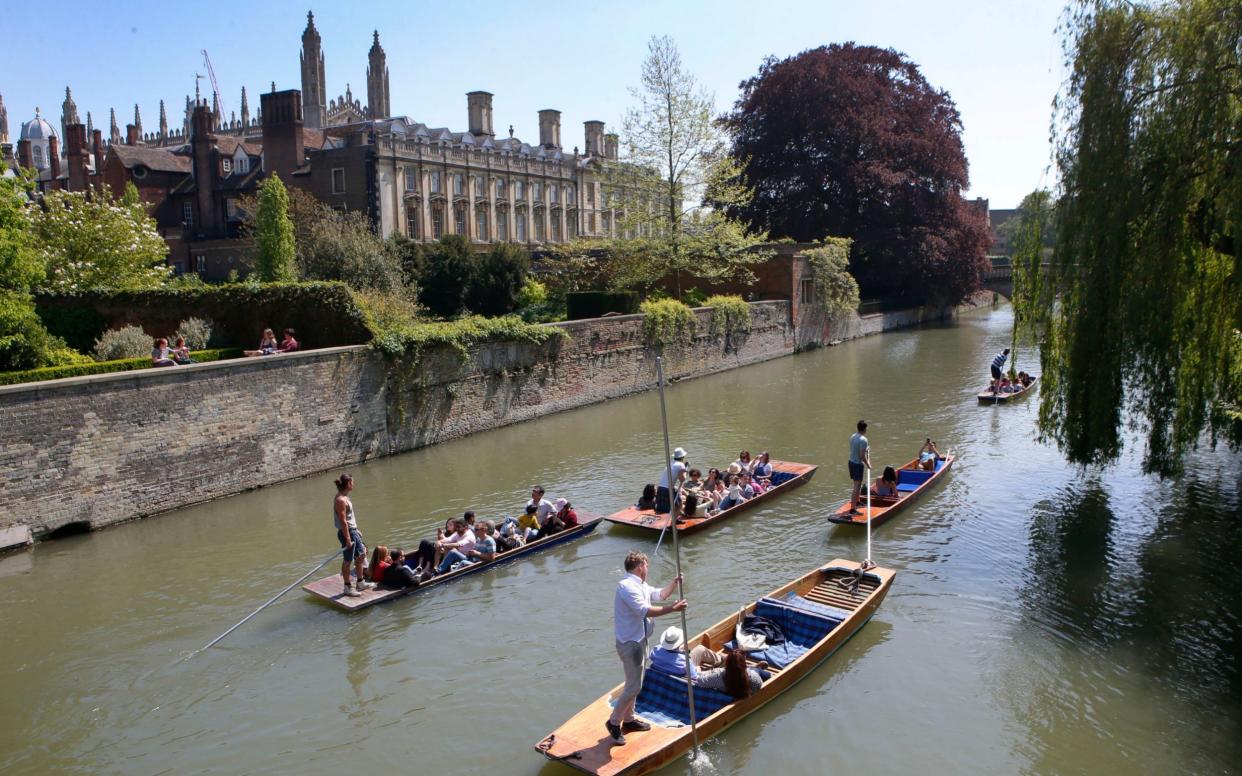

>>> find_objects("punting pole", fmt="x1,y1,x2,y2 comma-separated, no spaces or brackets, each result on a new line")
191,548,344,656
655,356,700,760
865,464,873,564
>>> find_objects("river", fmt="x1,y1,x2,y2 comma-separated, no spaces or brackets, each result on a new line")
0,304,1238,775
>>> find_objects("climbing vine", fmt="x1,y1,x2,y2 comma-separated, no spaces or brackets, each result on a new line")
640,298,697,346
801,240,859,314
704,295,752,337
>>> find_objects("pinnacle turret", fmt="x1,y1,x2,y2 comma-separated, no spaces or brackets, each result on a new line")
367,29,391,119
110,108,121,144
159,100,168,140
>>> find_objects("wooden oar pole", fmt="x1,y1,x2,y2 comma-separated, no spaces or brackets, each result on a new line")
865,464,873,564
655,357,699,760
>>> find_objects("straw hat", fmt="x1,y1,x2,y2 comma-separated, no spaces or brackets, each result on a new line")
727,463,742,475
659,626,685,651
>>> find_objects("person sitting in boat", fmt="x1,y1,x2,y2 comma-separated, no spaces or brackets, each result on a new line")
527,486,555,526
872,466,899,498
380,548,421,588
495,519,524,552
998,376,1013,393
702,469,724,511
752,452,774,485
656,448,689,514
431,514,476,573
718,475,749,511
696,646,768,698
733,450,756,475
517,503,542,541
648,626,714,680
532,499,577,540
438,520,494,574
678,493,707,523
918,439,943,471
636,484,658,511
739,472,759,497
369,545,391,583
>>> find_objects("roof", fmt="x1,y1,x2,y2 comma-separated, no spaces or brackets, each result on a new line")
214,136,262,157
109,144,192,174
20,113,57,142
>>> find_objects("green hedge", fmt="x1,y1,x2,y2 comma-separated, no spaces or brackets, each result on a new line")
566,291,640,320
35,282,371,352
0,348,245,386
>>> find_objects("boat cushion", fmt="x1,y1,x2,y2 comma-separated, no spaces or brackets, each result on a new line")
634,668,736,726
726,600,841,668
934,459,947,472
772,593,853,622
769,470,797,487
896,469,933,492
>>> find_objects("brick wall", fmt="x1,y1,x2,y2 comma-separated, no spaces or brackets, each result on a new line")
0,299,976,545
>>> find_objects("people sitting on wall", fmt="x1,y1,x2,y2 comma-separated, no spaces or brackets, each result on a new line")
151,337,178,367
171,336,195,365
245,328,278,357
872,466,899,498
278,328,299,353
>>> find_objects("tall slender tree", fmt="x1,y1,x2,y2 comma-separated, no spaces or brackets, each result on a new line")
254,175,297,282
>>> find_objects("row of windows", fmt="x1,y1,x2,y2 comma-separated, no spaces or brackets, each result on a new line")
406,203,575,242
404,167,577,203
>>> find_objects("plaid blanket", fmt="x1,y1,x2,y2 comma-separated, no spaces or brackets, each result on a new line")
634,667,736,726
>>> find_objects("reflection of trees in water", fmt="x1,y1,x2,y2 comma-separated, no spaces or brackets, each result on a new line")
1017,467,1242,768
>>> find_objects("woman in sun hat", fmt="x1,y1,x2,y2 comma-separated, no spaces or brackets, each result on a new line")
655,447,688,515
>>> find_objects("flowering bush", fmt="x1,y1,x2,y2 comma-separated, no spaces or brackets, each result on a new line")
32,189,170,292
93,325,153,361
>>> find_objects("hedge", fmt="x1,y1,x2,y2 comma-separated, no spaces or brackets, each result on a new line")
35,282,371,352
0,348,245,386
566,291,640,320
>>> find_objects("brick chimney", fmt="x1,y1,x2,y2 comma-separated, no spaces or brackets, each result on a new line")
66,123,89,191
584,121,605,156
538,109,562,149
467,91,494,137
190,104,219,235
260,89,305,181
16,139,32,170
91,129,105,172
48,136,61,179
126,124,139,145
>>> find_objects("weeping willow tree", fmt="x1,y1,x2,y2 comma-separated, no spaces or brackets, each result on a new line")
1014,0,1240,476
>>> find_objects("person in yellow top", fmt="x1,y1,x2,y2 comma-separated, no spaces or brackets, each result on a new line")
517,503,542,540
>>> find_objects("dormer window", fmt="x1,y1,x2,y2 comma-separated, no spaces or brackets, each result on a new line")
236,156,249,174
222,157,233,175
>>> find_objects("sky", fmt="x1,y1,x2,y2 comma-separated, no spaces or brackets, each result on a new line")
1,0,1066,208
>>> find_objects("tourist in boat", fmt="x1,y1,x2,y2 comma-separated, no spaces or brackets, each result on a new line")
677,493,701,523
171,336,194,364
410,517,456,576
702,469,724,511
380,548,421,588
989,348,1010,390
683,469,705,497
696,646,768,698
849,420,871,515
369,545,391,582
648,626,709,678
437,519,494,573
435,512,477,568
495,520,523,552
527,486,555,526
919,439,943,471
752,452,774,485
151,338,178,367
245,328,278,357
718,475,748,512
999,376,1014,393
517,503,542,541
333,474,372,597
1020,371,1034,388
655,447,688,514
872,466,898,497
738,472,758,499
636,484,658,511
733,450,755,474
608,551,687,746
533,499,578,539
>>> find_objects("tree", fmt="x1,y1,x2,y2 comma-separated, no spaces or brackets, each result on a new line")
466,242,529,317
32,187,169,291
418,235,474,317
619,35,768,297
802,240,860,314
300,208,408,295
254,175,297,282
1014,0,1240,476
722,43,991,305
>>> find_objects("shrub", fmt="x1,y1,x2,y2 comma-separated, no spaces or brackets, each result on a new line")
300,208,410,296
0,348,243,386
254,176,297,282
682,287,708,307
93,325,153,361
174,317,214,350
371,314,567,362
419,235,474,318
566,291,640,320
640,299,697,346
704,294,752,336
467,242,529,316
0,289,83,371
802,241,860,314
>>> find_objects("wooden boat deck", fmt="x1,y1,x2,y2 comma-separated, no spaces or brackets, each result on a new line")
977,376,1038,403
827,455,955,527
604,460,817,535
534,559,894,776
303,515,602,611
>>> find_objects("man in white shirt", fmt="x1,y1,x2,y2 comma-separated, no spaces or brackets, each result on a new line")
607,551,686,745
526,486,555,525
655,447,688,515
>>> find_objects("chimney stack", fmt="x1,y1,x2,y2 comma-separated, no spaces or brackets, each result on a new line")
260,89,305,180
538,109,562,149
190,104,219,235
584,121,605,156
17,139,32,170
66,124,89,191
125,124,140,145
48,136,62,180
91,129,105,171
467,91,494,137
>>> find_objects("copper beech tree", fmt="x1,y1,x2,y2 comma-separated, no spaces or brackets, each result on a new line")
721,43,990,305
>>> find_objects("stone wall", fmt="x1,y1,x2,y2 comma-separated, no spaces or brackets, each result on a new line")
0,299,977,547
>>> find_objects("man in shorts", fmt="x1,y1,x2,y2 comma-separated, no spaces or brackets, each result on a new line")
849,420,871,514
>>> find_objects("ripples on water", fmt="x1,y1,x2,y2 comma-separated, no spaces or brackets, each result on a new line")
0,305,1239,775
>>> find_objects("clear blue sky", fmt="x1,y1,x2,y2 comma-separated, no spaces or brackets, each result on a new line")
2,0,1065,208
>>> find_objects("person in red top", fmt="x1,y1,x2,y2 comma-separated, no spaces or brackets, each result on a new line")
369,545,391,583
554,498,578,528
278,328,299,353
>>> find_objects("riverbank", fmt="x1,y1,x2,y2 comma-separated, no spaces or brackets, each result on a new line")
0,293,991,547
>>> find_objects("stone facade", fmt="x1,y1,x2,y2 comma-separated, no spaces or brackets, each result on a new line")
0,300,979,548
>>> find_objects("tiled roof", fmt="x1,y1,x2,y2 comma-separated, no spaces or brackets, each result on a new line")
110,144,192,174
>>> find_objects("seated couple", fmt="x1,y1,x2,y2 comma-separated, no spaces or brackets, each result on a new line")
245,328,299,357
398,511,497,581
151,337,194,367
648,626,769,699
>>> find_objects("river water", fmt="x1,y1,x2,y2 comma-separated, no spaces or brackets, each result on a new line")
1,305,1238,775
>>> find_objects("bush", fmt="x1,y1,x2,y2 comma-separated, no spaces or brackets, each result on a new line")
682,287,708,307
467,242,529,317
704,295,752,336
566,291,640,320
419,235,475,318
516,279,565,323
802,241,860,314
0,348,244,386
174,317,214,350
301,208,410,296
0,290,83,371
93,325,153,361
371,314,567,363
640,299,697,346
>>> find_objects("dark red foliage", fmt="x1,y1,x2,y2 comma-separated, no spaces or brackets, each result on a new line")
722,43,991,304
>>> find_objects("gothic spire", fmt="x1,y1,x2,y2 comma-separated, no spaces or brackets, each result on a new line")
159,100,168,140
61,86,80,139
367,29,391,119
240,86,250,127
109,108,121,144
86,111,93,136
300,9,326,129
133,104,143,137
0,94,8,145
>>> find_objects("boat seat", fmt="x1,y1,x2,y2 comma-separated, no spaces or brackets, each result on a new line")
769,470,797,487
634,668,736,726
772,593,853,622
896,468,933,492
727,600,841,668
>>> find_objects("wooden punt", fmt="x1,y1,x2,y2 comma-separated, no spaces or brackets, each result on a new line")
827,455,955,527
977,376,1038,404
604,460,817,536
303,515,602,611
534,558,894,776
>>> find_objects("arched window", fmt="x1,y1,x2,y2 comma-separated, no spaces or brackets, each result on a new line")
32,145,44,168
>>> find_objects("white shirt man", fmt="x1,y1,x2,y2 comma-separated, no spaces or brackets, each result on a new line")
527,486,555,524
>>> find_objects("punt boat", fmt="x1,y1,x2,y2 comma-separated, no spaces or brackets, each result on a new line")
827,455,955,527
604,460,817,535
534,558,894,776
303,514,603,611
977,376,1038,404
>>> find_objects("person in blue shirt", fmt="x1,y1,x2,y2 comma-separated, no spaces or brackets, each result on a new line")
990,348,1010,392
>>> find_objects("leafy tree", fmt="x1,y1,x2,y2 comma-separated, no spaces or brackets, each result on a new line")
120,181,142,208
254,175,297,282
0,173,42,292
1014,0,1240,475
418,235,475,317
802,240,860,314
389,233,427,286
300,208,408,295
722,43,990,305
466,242,529,317
31,187,169,291
237,185,326,257
619,35,768,298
